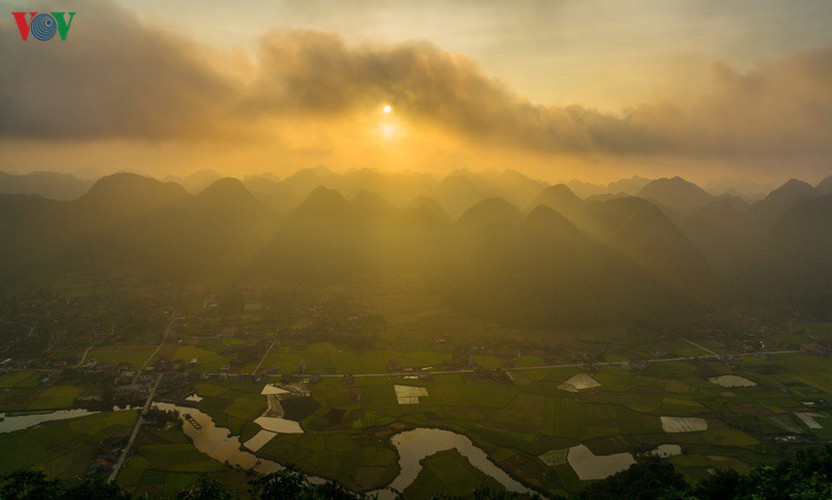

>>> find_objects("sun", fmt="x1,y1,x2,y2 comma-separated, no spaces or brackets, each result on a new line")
375,103,401,142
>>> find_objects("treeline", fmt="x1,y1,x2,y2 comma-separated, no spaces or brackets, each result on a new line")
2,446,831,499
0,468,367,500
569,447,832,499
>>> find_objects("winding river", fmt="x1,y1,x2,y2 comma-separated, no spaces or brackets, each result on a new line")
374,427,533,498
0,403,533,495
0,409,99,433
152,403,531,497
152,402,285,474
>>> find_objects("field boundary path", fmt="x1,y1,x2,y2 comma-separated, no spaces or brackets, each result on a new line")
108,371,164,483
200,349,804,379
252,341,277,375
73,344,95,369
132,318,177,384
681,338,720,357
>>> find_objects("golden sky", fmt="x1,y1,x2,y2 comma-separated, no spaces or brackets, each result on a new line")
1,0,832,183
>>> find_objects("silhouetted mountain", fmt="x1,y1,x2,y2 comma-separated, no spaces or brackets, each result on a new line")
76,172,188,222
0,173,190,276
607,176,652,195
195,177,267,212
1,170,831,326
436,172,490,218
257,187,365,280
529,184,583,218
162,169,223,194
682,198,756,270
456,197,523,230
242,174,282,200
522,204,584,242
400,202,453,251
578,197,712,295
744,194,832,317
352,190,396,219
705,177,772,201
266,185,442,278
340,168,438,206
0,194,64,233
152,177,275,277
711,194,750,212
815,175,832,195
406,195,451,222
0,194,68,274
252,166,440,214
204,168,542,217
565,179,605,198
0,171,92,200
432,169,545,217
637,177,714,214
585,192,630,203
70,174,191,262
438,204,683,327
752,178,817,223
67,177,276,278
292,186,352,219
245,166,338,214
491,169,548,208
365,192,450,270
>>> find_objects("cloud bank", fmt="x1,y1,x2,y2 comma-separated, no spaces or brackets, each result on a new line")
2,0,832,167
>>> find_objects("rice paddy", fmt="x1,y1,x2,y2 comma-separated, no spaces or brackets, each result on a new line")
661,416,709,433
2,316,831,498
566,444,636,480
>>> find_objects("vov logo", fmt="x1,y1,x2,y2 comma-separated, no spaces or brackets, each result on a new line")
12,12,76,41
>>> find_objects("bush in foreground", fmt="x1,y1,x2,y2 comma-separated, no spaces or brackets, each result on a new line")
2,446,831,499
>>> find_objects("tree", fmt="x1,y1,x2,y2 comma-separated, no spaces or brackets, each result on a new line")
0,470,62,500
473,485,545,499
63,475,132,500
691,468,742,500
248,467,363,499
570,457,687,500
249,468,307,499
177,475,232,500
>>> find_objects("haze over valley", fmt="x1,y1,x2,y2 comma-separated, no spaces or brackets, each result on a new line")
3,1,832,498
2,168,831,326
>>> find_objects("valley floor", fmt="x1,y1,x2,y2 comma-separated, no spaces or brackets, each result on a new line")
1,276,831,498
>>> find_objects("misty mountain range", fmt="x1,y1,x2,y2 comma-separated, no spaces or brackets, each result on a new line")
1,168,830,327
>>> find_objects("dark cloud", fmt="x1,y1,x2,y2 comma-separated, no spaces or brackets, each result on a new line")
242,31,664,153
0,0,238,140
244,30,832,158
2,0,832,164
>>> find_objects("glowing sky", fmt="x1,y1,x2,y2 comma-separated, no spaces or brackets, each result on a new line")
2,0,832,183
120,0,832,110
